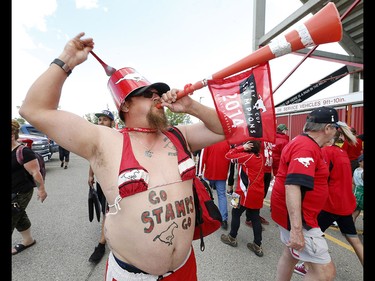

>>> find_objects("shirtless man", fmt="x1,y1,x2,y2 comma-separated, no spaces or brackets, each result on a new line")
19,32,225,280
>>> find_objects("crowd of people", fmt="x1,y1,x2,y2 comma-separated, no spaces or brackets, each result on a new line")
12,32,364,280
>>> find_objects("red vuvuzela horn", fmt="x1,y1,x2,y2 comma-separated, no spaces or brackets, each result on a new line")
156,2,342,108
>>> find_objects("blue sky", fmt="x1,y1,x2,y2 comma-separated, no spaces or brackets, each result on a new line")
12,0,359,119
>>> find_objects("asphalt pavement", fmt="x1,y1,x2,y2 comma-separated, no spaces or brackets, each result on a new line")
11,153,365,281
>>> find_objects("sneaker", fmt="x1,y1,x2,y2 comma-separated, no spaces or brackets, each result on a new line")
260,216,270,225
221,220,228,230
294,262,307,276
60,162,64,168
220,234,237,247
245,220,265,231
64,166,68,169
247,242,264,257
89,243,105,263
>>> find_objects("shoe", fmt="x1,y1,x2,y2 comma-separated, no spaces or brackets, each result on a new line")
89,243,105,263
220,234,238,247
247,242,264,257
245,220,265,231
60,162,64,167
260,216,270,225
226,190,233,196
12,240,36,255
221,220,228,230
294,262,307,276
64,166,68,169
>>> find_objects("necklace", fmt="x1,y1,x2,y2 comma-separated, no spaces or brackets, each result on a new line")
130,134,157,158
123,127,158,133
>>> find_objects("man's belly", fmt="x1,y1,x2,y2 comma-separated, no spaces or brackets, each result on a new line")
104,181,196,275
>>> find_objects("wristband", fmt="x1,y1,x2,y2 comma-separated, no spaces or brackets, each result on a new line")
50,58,72,76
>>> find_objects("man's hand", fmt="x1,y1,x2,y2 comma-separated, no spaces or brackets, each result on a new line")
59,32,95,70
159,89,194,113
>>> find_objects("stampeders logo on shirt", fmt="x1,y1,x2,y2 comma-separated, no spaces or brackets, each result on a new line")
294,157,314,168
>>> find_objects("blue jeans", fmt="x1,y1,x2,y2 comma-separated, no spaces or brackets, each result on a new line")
207,179,228,221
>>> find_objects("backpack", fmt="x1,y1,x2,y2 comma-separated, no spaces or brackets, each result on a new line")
16,145,46,181
168,127,222,251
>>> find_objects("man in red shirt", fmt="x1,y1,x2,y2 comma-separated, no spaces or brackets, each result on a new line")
294,126,363,275
200,140,231,230
271,106,339,281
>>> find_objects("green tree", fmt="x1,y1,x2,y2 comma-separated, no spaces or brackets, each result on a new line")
165,108,192,126
84,113,95,124
14,117,26,125
84,109,190,128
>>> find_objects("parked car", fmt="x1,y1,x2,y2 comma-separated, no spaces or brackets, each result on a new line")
18,134,51,162
20,124,59,158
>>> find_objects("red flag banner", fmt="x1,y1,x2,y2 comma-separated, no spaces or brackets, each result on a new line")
207,62,276,145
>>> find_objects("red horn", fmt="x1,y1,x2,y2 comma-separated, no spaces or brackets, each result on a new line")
212,2,342,79
158,2,342,108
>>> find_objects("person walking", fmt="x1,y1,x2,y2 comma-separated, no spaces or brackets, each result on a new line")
294,126,363,276
245,140,273,228
11,119,47,255
271,106,340,281
19,32,226,280
220,140,265,257
87,109,115,263
320,126,363,266
200,140,231,230
58,145,70,169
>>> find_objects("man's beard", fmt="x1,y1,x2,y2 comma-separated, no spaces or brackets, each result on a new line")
146,106,169,131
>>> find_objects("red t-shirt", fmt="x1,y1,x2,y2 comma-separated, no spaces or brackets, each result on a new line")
201,140,231,180
271,134,329,230
321,145,356,215
272,132,289,175
341,138,363,161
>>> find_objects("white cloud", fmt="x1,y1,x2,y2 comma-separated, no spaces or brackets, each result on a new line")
12,0,57,31
12,0,361,120
75,0,99,9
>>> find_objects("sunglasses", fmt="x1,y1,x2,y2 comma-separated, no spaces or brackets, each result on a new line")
136,90,160,99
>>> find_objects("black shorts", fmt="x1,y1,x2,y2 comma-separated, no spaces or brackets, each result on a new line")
318,210,357,236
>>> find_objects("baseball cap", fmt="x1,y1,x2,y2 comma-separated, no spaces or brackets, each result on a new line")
95,110,114,121
306,106,338,124
277,124,288,131
128,83,170,99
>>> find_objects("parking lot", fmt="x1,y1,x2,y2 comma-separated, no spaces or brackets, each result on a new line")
11,153,365,281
